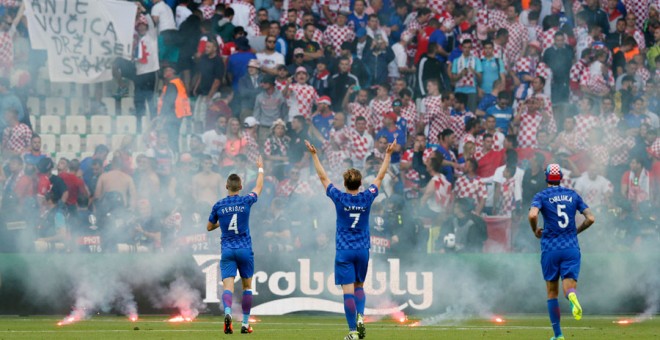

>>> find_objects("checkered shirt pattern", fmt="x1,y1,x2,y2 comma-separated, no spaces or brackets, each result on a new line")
422,95,449,143
320,0,351,23
350,130,373,163
600,113,620,132
200,5,215,20
637,67,651,86
570,61,588,83
2,123,32,154
477,8,506,31
581,180,613,207
624,0,650,31
539,27,559,53
534,93,555,119
400,102,418,135
405,18,425,36
556,130,588,153
465,0,483,10
573,0,585,15
575,114,600,137
279,9,304,26
489,43,509,68
0,0,19,6
628,28,646,50
451,112,477,144
233,0,260,36
517,110,555,148
649,137,660,159
277,178,314,197
454,175,487,204
324,24,355,56
401,148,434,184
324,127,353,175
487,131,505,152
264,136,289,157
536,62,551,81
607,134,635,166
499,177,516,215
460,133,483,157
348,102,370,127
296,28,324,47
591,144,610,165
276,79,287,92
430,174,454,211
581,69,614,95
502,21,527,64
0,30,14,74
454,55,479,89
429,0,448,13
242,134,260,163
372,147,386,161
369,98,393,132
288,83,319,119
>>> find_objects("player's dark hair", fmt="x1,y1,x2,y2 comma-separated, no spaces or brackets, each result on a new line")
343,168,362,191
226,174,243,192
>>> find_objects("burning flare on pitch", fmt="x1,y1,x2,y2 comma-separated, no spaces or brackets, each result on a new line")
129,314,139,322
168,315,194,323
491,316,506,324
57,309,86,326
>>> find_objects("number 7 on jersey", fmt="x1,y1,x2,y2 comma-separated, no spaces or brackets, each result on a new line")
349,213,360,229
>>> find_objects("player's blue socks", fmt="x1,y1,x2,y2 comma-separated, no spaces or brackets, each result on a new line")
222,290,233,315
547,298,562,338
242,290,253,325
354,287,366,315
343,294,357,331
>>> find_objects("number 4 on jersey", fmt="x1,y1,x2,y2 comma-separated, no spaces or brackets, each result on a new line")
229,214,239,234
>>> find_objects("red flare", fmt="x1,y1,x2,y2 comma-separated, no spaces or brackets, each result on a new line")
492,316,506,324
168,315,193,323
409,321,420,328
129,315,138,322
615,319,634,325
57,314,81,326
248,317,260,323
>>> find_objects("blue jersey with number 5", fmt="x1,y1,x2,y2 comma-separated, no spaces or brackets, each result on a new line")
531,186,588,253
326,183,378,250
208,192,258,249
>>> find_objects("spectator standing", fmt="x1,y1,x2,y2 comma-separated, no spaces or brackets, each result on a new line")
543,33,574,104
2,108,31,158
237,59,263,122
451,39,482,112
253,75,288,143
151,0,179,63
157,65,192,152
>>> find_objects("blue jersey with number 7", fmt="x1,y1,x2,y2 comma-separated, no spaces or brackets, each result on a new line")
531,186,588,253
208,192,258,249
326,183,378,250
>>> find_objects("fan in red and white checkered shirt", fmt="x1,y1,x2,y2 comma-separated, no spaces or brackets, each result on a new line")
453,158,487,214
276,170,314,197
295,27,324,47
1,110,31,155
319,0,351,25
350,116,374,168
401,134,435,197
476,0,506,38
347,90,371,128
574,98,601,136
284,68,319,120
501,8,527,64
369,87,393,133
323,13,355,56
280,7,304,27
515,97,557,149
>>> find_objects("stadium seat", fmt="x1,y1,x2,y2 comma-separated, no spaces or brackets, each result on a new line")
27,97,40,116
29,115,36,130
116,116,137,134
50,82,72,97
111,134,127,151
65,116,87,134
70,98,86,116
86,134,108,152
79,151,93,160
39,134,56,155
54,152,77,162
101,97,117,116
90,115,112,134
59,134,81,154
45,97,66,116
120,97,135,115
39,115,61,135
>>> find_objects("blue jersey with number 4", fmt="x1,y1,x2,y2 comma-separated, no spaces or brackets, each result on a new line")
326,183,378,250
531,186,588,253
208,193,258,249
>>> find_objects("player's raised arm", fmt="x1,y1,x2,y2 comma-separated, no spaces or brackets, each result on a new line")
252,155,265,196
528,206,542,239
373,140,397,190
577,208,595,234
305,140,331,189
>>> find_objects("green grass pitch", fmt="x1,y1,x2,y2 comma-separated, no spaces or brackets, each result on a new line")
0,315,657,339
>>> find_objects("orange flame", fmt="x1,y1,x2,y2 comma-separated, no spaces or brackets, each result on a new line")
57,310,86,326
615,319,634,325
492,316,506,324
248,317,260,323
390,311,407,324
129,315,138,322
168,315,193,323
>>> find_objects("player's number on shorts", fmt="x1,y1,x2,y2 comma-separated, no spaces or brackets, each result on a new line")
557,204,568,228
350,213,360,229
228,214,239,234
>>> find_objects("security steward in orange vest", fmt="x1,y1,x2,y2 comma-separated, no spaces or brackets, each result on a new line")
158,64,192,152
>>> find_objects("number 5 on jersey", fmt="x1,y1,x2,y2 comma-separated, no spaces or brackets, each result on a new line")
557,204,568,228
229,214,239,234
350,213,360,229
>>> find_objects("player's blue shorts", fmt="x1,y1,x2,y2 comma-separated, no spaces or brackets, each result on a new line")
220,248,254,280
335,249,369,285
541,248,581,282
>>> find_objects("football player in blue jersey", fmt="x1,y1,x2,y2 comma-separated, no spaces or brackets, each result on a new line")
207,156,264,335
528,164,596,340
306,139,396,340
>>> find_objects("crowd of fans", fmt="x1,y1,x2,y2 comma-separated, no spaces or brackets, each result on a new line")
0,0,659,255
